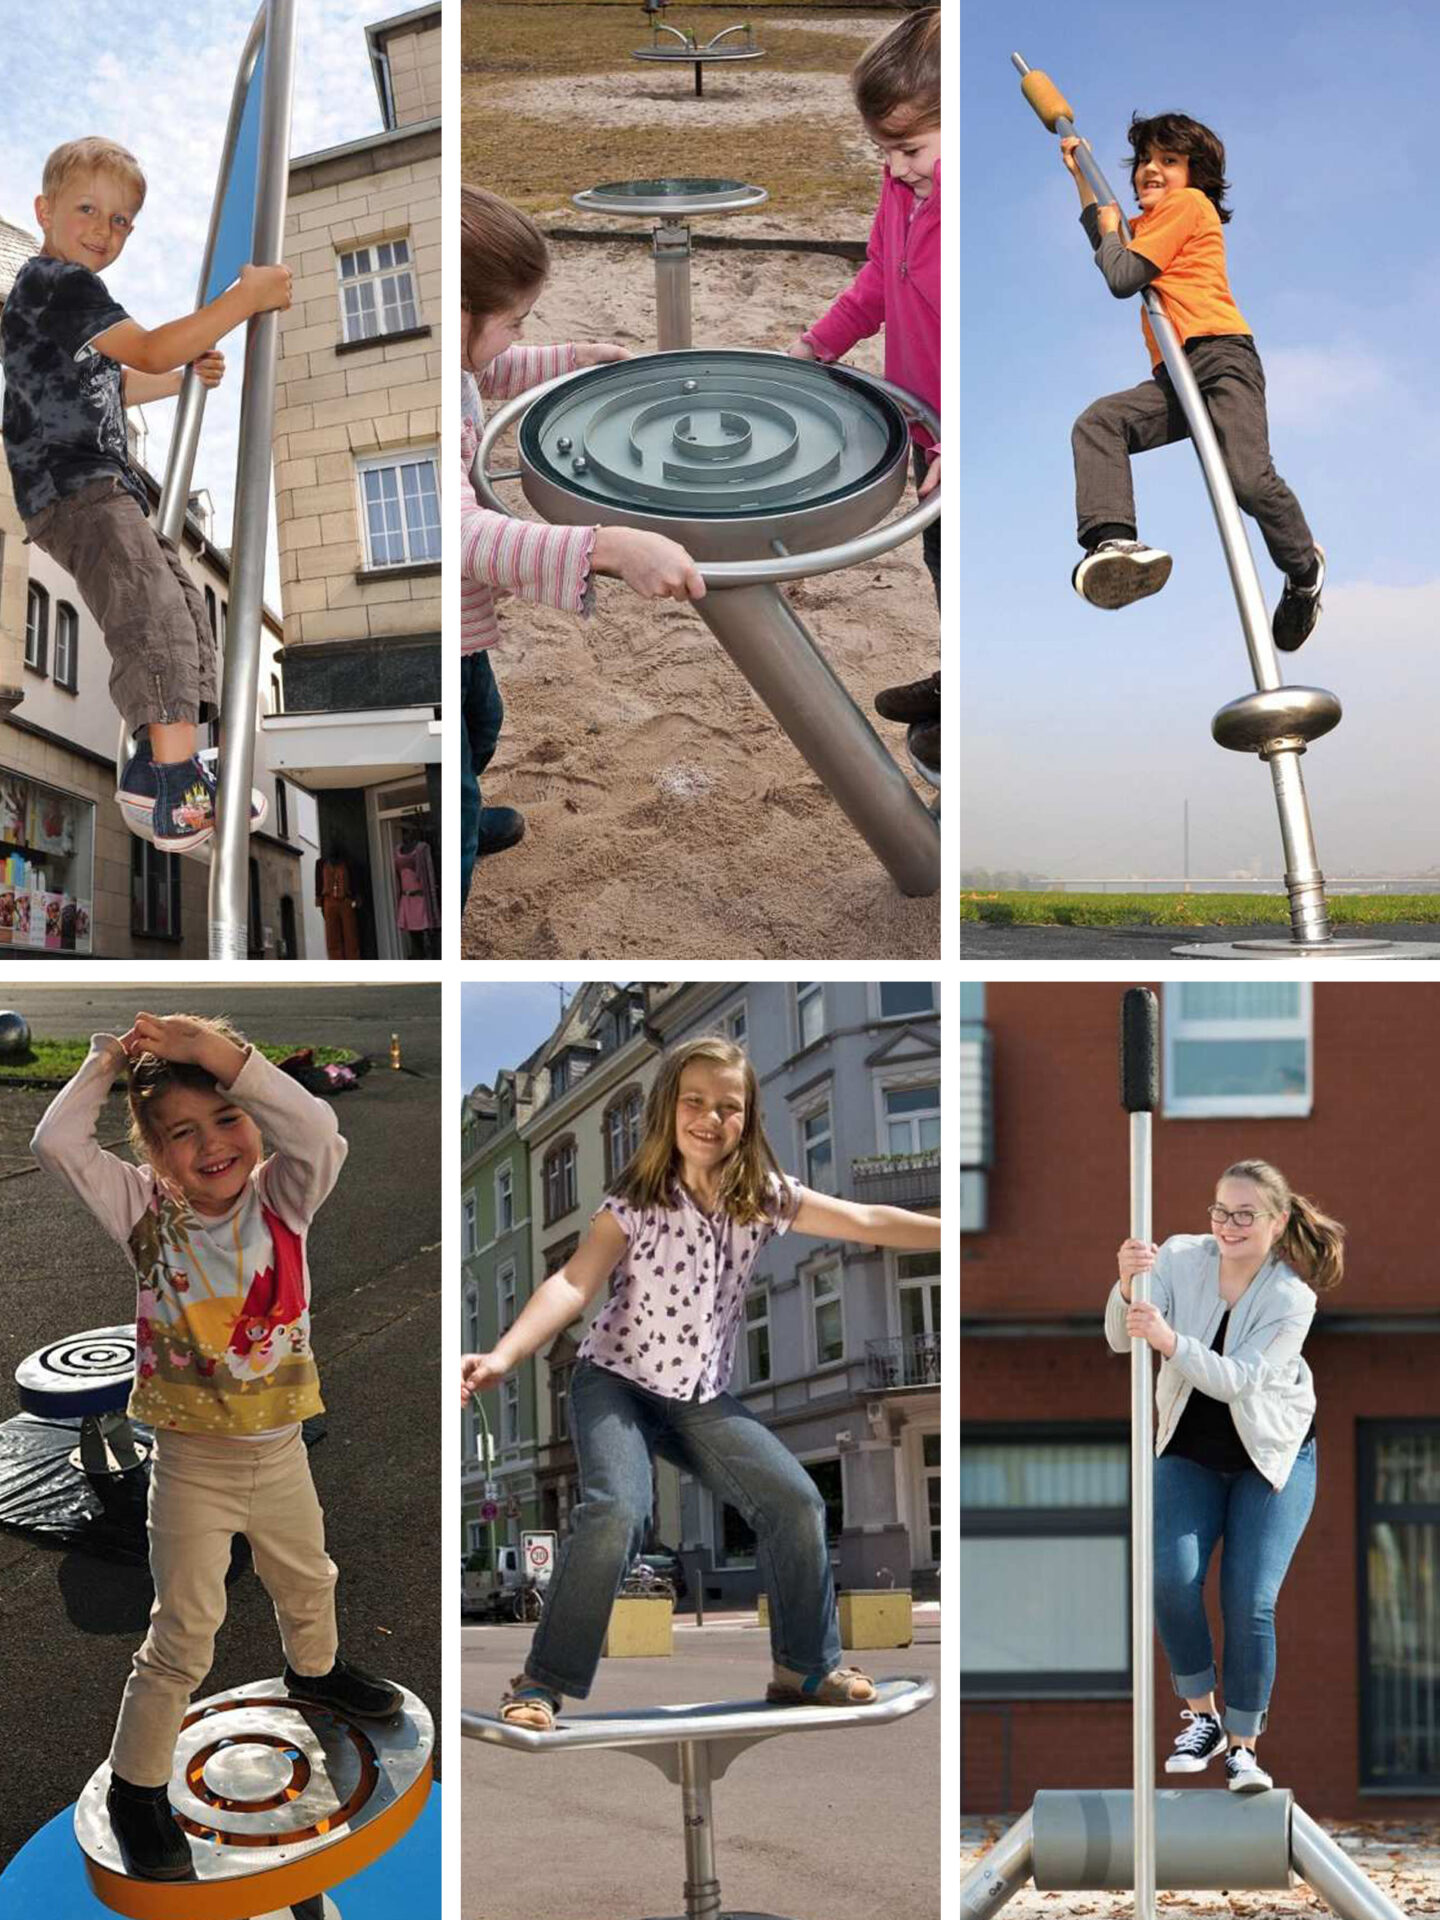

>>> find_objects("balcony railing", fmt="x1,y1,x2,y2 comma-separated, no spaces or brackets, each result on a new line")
851,1150,940,1208
866,1332,941,1391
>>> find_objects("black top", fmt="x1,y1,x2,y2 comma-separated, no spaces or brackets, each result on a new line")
0,256,146,521
1167,1308,1316,1473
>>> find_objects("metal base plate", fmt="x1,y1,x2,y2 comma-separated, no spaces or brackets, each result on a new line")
573,178,767,218
1175,939,1440,959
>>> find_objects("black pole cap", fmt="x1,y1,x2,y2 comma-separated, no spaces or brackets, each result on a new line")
1120,987,1159,1113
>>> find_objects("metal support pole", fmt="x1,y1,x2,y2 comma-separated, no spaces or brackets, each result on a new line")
210,0,298,957
653,221,694,350
678,1739,722,1920
959,1809,1035,1919
1291,1805,1413,1920
692,583,940,896
1011,53,1339,949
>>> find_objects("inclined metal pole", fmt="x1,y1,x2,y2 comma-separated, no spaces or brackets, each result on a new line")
209,0,298,957
959,1809,1035,1918
1011,53,1334,947
1121,990,1159,1920
1290,1805,1413,1920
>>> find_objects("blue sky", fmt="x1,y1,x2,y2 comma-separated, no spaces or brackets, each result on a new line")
461,983,592,1096
0,1,392,605
962,0,1440,880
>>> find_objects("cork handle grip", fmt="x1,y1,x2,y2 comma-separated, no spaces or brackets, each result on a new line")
1020,68,1073,132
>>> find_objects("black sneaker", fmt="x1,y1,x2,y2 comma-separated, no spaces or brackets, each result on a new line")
284,1655,403,1720
908,719,940,778
1226,1744,1274,1793
105,1775,193,1880
477,805,525,856
1164,1709,1226,1773
1272,544,1325,653
875,670,940,724
1072,538,1173,610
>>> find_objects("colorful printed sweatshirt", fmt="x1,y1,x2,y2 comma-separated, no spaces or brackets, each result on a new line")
31,1037,348,1437
802,162,941,456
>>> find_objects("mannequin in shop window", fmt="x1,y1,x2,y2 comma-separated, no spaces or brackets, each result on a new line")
315,847,361,961
394,817,439,957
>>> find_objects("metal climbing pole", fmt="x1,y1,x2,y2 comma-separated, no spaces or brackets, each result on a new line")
1010,54,1404,960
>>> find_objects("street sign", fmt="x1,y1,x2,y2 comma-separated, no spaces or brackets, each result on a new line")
522,1530,557,1586
480,1499,499,1522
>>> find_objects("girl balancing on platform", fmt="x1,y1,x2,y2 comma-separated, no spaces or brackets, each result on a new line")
1109,1159,1340,1794
459,1034,942,1729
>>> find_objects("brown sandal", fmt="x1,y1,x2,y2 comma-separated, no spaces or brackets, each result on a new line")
499,1674,561,1731
765,1665,877,1707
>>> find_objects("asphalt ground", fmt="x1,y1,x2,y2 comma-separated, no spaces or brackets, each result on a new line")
959,922,1440,962
0,983,442,1870
460,1618,941,1920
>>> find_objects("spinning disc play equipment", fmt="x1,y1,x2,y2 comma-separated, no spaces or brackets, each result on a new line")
116,0,297,957
15,1324,149,1478
959,992,1411,1920
1013,55,1429,962
464,1674,933,1920
633,19,764,98
571,178,768,350
74,1678,432,1920
475,350,941,895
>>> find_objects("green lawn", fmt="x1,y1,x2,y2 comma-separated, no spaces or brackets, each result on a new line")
960,893,1440,928
0,1040,356,1083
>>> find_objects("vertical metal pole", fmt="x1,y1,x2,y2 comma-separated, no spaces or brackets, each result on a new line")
209,0,298,958
677,1739,723,1920
1011,53,1334,947
1120,990,1159,1920
653,221,694,350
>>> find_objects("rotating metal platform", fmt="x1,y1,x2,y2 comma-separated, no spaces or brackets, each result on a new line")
74,1677,433,1920
632,24,765,97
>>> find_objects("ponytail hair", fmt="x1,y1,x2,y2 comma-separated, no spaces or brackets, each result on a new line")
1221,1159,1345,1293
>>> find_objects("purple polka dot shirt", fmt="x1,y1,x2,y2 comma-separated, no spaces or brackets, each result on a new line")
578,1173,803,1401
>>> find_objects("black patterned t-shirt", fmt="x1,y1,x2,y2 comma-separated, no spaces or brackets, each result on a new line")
1,255,147,521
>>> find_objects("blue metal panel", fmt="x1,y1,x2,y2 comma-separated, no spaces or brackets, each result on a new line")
204,38,266,303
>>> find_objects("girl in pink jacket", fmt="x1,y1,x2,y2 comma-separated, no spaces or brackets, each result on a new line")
792,8,941,769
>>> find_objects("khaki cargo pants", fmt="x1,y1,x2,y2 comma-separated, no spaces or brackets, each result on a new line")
25,478,218,732
110,1426,338,1786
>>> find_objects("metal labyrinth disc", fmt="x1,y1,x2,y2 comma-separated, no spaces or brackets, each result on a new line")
75,1678,433,1920
16,1325,136,1417
572,178,768,218
518,351,909,563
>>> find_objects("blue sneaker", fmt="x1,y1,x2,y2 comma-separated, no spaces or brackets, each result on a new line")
118,736,267,842
151,758,215,854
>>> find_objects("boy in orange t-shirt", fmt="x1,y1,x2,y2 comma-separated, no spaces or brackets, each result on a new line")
1064,113,1324,652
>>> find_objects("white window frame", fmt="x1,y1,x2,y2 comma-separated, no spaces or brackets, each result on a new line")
496,1260,516,1335
464,1284,480,1356
496,1163,514,1234
24,582,48,673
1162,982,1314,1119
501,1372,520,1450
877,1076,940,1156
744,1284,771,1386
893,1246,941,1341
795,981,825,1051
462,1193,477,1257
810,1261,845,1368
797,1099,836,1195
873,980,938,1021
355,447,440,569
723,998,748,1045
52,601,79,691
336,234,420,343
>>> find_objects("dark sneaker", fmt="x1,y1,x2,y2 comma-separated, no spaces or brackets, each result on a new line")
151,759,215,854
1072,538,1173,610
1165,1709,1226,1773
908,719,940,779
284,1656,403,1721
1226,1745,1274,1793
105,1775,193,1880
194,752,269,833
116,747,161,837
875,670,940,724
1272,544,1325,653
477,805,525,856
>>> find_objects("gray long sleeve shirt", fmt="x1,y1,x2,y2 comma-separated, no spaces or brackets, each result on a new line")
1080,203,1161,300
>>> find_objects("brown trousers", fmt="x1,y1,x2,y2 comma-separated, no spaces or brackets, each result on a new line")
110,1426,338,1785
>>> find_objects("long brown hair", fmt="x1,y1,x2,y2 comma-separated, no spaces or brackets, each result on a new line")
460,183,548,321
612,1037,782,1225
852,7,940,136
1220,1159,1345,1293
127,1015,249,1161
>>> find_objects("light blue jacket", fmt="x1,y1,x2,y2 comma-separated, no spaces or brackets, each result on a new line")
1104,1233,1318,1490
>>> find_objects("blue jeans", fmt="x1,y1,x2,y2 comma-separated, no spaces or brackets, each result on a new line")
914,447,940,610
1152,1438,1316,1738
460,650,503,910
525,1359,841,1698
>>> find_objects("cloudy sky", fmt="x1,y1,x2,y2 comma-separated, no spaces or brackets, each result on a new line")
0,0,396,605
962,0,1440,881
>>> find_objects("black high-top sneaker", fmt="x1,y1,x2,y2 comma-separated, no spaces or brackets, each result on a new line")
1272,544,1326,652
1164,1709,1226,1773
284,1655,403,1720
105,1774,193,1880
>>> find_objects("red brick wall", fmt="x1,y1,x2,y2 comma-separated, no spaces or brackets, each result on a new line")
962,982,1440,1820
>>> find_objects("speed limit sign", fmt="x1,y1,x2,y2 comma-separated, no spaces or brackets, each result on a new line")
522,1530,557,1586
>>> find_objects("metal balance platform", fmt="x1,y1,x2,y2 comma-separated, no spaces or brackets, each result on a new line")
73,1678,433,1920
464,1673,933,1920
633,19,764,98
474,349,940,895
16,1323,149,1479
571,177,768,351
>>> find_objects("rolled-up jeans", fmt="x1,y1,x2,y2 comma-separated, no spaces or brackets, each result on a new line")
525,1358,841,1698
1152,1436,1316,1739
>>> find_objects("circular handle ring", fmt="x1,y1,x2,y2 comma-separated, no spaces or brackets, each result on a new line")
472,356,940,588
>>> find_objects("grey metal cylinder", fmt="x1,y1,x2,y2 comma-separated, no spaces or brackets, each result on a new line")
1291,1805,1413,1920
960,1810,1035,1919
654,223,694,350
1032,1789,1294,1891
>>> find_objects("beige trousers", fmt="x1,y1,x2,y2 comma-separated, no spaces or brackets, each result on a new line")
110,1425,338,1786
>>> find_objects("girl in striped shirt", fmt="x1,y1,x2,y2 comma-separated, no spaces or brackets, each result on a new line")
460,187,705,909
